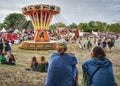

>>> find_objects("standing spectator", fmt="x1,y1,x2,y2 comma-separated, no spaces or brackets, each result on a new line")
108,38,114,53
102,39,107,52
93,37,97,44
97,38,101,47
112,37,115,47
82,46,116,86
8,41,12,54
87,39,92,50
0,40,3,55
4,40,10,55
45,39,78,86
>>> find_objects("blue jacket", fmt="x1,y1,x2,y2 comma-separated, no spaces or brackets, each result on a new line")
82,57,116,86
45,53,77,86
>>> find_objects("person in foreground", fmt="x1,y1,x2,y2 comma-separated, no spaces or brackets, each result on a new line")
45,39,78,86
82,46,117,86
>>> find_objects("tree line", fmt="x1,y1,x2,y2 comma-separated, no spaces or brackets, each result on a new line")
0,13,120,33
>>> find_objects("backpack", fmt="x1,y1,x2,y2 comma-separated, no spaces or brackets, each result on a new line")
81,66,100,86
81,66,118,86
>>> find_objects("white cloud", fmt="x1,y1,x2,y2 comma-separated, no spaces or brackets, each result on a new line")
0,0,120,24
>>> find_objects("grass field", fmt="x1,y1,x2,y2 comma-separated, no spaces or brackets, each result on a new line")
0,39,120,86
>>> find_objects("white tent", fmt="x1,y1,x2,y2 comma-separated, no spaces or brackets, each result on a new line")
14,29,19,34
92,31,98,35
1,28,6,32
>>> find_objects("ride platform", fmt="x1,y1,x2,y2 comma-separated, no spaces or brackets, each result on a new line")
19,40,57,50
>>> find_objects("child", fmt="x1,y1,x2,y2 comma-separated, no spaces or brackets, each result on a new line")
0,53,7,64
38,56,48,72
30,56,39,71
7,54,16,65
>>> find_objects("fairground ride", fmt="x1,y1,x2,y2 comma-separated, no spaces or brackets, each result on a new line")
20,4,60,50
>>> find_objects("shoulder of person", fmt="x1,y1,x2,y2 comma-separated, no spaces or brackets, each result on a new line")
82,59,93,67
103,57,113,65
66,53,76,57
66,53,78,62
49,53,59,60
50,52,60,57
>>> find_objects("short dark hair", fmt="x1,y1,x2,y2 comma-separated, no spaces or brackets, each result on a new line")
92,46,106,58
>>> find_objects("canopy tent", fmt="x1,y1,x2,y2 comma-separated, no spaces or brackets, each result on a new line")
14,29,19,34
92,31,98,35
1,28,6,33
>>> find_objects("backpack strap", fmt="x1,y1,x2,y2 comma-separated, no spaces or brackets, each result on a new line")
90,66,100,83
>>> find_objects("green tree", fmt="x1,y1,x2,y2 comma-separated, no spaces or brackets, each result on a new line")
109,23,120,33
95,21,105,32
105,24,110,32
89,21,97,31
55,22,66,28
68,23,77,29
0,23,5,30
3,13,26,30
89,21,97,27
89,21,107,32
102,22,108,32
78,23,92,32
18,20,34,30
49,24,56,30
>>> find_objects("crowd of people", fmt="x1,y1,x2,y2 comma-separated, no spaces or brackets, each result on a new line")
0,28,119,86
0,53,16,65
0,37,13,55
0,37,15,65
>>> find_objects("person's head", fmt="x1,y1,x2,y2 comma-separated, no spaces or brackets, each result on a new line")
91,46,106,58
2,53,5,56
9,54,15,60
30,56,37,67
56,39,67,55
39,56,46,63
32,56,37,62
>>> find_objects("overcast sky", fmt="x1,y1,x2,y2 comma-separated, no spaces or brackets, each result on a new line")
0,0,120,25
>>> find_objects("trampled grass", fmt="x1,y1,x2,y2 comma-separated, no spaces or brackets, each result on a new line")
0,39,120,86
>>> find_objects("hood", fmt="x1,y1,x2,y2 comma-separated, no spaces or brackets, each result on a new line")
91,57,112,67
82,57,112,76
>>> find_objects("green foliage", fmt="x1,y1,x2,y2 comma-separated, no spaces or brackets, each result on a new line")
1,12,120,32
0,23,5,30
3,13,26,30
49,22,66,31
19,20,34,30
68,23,78,29
81,78,87,86
78,23,92,32
88,21,107,32
95,21,104,31
89,21,97,27
55,22,66,28
108,23,120,33
49,24,56,30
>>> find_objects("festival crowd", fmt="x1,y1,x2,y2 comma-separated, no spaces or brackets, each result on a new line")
0,28,119,86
